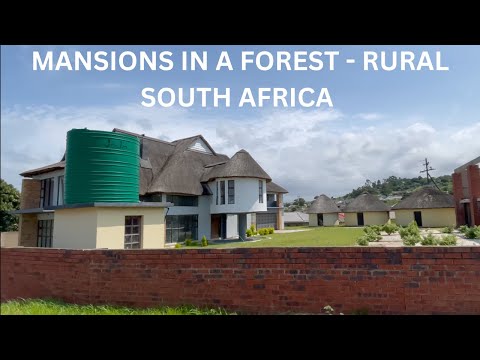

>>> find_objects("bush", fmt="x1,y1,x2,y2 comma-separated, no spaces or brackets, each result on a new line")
174,243,182,248
382,222,398,235
249,225,257,235
267,227,274,234
438,234,457,246
258,228,269,236
403,234,421,246
356,235,369,246
420,232,438,246
441,226,453,234
399,221,420,239
246,229,253,237
363,228,382,242
465,226,480,239
458,225,469,234
201,235,208,247
364,225,382,235
184,239,193,246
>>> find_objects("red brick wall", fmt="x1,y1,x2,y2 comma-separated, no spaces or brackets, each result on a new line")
1,247,479,314
467,165,480,226
452,172,465,226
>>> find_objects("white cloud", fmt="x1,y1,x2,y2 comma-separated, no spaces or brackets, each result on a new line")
1,104,479,202
353,112,385,121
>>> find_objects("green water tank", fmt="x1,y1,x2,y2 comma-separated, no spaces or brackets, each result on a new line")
64,129,140,204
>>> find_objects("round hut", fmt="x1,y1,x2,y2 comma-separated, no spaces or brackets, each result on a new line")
306,194,340,226
392,187,455,227
343,193,390,226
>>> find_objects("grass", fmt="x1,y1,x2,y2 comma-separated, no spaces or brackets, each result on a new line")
205,226,363,248
0,299,234,315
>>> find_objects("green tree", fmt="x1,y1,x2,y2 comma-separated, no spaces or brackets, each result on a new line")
1,179,20,231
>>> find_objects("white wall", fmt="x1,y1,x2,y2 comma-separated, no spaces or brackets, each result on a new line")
226,214,238,238
209,178,267,214
32,170,65,206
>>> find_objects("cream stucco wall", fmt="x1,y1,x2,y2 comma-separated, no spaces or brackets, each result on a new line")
1,232,19,247
344,212,389,226
309,213,338,227
53,208,98,249
394,208,456,227
96,208,165,249
53,207,166,249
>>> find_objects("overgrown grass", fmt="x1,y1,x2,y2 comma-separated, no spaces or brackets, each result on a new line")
207,227,363,248
0,299,234,315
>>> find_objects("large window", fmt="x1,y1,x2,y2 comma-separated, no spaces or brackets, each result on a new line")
37,220,53,247
166,195,198,206
166,215,198,243
259,180,264,203
124,216,142,249
57,176,64,206
220,180,225,204
40,178,54,208
228,180,235,204
216,182,219,205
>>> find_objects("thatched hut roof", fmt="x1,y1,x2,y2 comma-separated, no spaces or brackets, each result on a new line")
267,182,288,194
392,187,454,210
201,149,272,183
306,194,340,214
343,193,390,212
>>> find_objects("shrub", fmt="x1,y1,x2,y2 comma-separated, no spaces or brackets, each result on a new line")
249,224,257,235
246,229,253,237
403,234,421,246
356,236,369,246
465,227,480,239
438,234,457,246
258,228,268,236
458,225,469,234
185,239,193,246
399,221,420,239
441,226,453,234
174,243,182,249
201,235,208,247
382,222,398,235
363,228,382,242
364,225,382,235
420,232,438,246
267,227,274,234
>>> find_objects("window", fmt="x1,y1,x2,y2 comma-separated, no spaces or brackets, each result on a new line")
216,181,219,205
124,216,142,249
259,180,264,203
37,220,53,247
57,176,64,206
40,178,54,208
228,180,235,204
166,195,198,206
166,215,198,243
220,180,225,205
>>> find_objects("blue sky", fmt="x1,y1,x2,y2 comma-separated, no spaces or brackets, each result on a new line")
2,45,480,200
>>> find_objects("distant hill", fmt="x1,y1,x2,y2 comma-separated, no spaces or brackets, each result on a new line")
284,175,452,212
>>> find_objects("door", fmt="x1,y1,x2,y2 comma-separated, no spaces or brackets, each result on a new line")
317,213,324,226
211,215,221,239
357,213,364,226
414,211,423,227
464,203,471,226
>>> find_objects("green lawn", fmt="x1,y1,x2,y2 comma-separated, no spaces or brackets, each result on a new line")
206,226,363,248
0,299,234,315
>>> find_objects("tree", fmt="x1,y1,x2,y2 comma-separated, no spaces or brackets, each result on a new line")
1,179,20,232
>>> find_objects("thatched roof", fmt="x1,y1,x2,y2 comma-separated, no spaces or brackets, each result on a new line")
393,187,454,210
20,161,65,177
267,181,288,194
306,194,340,214
20,129,281,197
201,149,272,183
343,193,390,212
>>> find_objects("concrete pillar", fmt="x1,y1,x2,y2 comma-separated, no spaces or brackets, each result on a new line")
277,193,284,230
238,213,247,241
